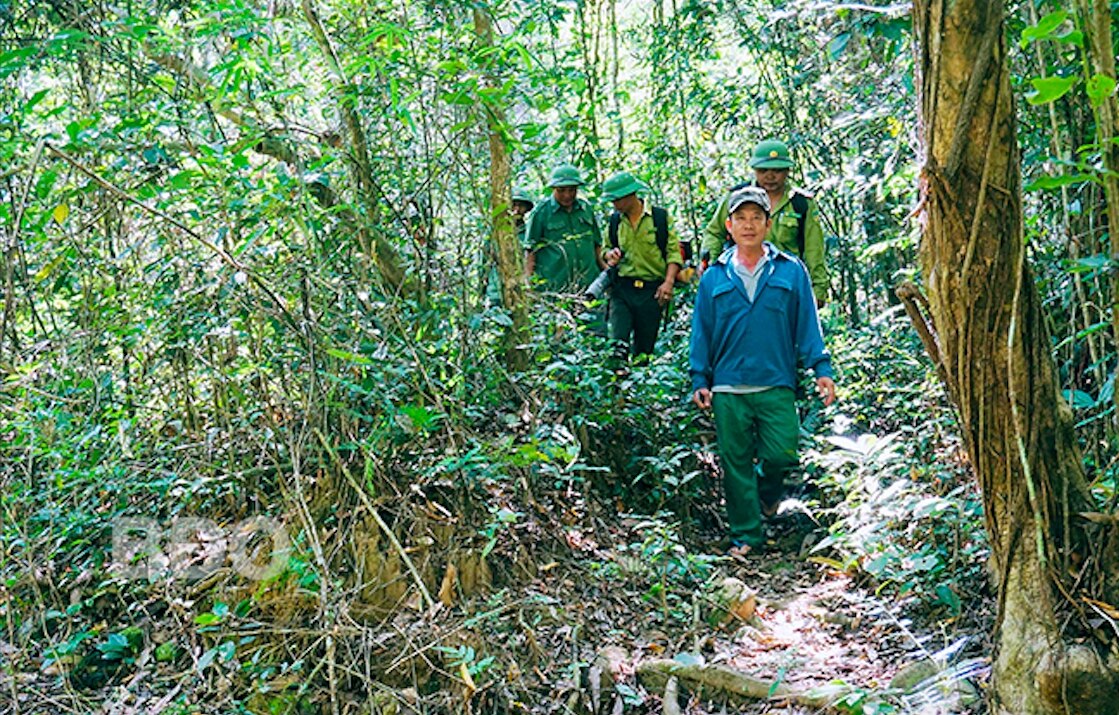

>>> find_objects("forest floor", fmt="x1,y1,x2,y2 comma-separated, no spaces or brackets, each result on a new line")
5,483,992,714
534,512,991,715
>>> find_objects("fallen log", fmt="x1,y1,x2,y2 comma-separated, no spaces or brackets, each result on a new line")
637,658,853,711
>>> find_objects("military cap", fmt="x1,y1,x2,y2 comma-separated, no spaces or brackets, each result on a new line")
749,139,795,169
600,171,649,201
512,187,535,207
547,164,586,188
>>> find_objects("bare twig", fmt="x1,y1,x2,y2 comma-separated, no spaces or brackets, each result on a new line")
2,138,48,360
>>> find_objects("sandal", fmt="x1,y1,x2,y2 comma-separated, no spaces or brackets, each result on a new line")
726,541,758,560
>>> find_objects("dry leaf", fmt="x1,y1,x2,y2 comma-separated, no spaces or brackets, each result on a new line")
438,563,458,607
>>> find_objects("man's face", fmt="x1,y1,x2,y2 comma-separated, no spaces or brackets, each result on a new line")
511,200,533,220
754,167,790,194
725,204,771,248
610,193,640,215
553,186,578,209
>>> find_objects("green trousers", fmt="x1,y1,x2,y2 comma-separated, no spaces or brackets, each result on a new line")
609,278,663,357
713,389,799,547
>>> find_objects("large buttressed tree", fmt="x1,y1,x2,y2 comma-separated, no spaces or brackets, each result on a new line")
912,0,1119,712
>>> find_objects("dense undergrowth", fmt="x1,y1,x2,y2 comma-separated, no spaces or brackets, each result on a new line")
1,274,992,712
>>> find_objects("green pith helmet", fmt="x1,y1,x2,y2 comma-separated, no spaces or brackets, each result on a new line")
749,139,795,169
600,171,649,201
512,187,535,207
547,164,586,188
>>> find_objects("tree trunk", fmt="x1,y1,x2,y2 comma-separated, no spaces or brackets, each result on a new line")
1075,0,1119,425
912,1,1119,712
302,0,407,293
473,7,530,372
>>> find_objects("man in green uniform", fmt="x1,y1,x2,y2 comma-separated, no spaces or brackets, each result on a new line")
701,139,829,306
485,188,535,305
600,171,681,357
524,164,604,292
512,187,535,241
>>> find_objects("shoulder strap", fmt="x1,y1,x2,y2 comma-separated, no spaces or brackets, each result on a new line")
651,206,668,261
610,207,668,260
608,211,621,250
789,192,809,258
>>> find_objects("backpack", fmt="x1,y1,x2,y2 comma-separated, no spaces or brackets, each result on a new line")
727,182,810,258
609,206,670,260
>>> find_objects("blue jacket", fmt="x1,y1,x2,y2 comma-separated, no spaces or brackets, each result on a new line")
689,244,833,392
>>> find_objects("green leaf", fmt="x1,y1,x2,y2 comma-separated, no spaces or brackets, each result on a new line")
400,404,443,431
98,632,131,655
1086,73,1117,108
488,310,513,327
325,348,373,365
1063,389,1095,409
768,665,788,696
197,646,217,672
828,32,850,60
1057,29,1083,45
168,170,202,190
24,88,49,113
194,612,221,626
1019,10,1068,47
935,584,961,615
1025,172,1094,191
0,46,37,81
217,640,236,661
154,642,178,662
36,169,58,199
1075,321,1110,340
34,252,67,282
1066,254,1109,273
1026,76,1077,105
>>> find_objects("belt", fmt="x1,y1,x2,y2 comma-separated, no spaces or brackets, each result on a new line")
617,275,659,289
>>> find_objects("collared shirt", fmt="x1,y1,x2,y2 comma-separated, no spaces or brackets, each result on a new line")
690,241,833,393
524,196,602,292
729,245,773,302
714,245,776,394
702,185,828,302
612,201,682,281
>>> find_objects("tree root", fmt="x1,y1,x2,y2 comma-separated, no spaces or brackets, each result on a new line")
636,658,852,711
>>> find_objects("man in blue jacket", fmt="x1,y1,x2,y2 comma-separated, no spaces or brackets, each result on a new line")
689,186,836,557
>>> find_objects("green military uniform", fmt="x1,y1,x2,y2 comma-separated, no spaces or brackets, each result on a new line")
601,172,681,357
524,165,602,293
486,189,535,305
702,140,828,304
702,190,827,302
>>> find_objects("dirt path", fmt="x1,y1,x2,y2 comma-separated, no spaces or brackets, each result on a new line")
521,515,991,714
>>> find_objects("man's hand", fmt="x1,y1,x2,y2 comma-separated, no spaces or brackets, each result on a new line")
604,247,623,267
815,377,836,407
692,388,712,410
655,277,675,305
